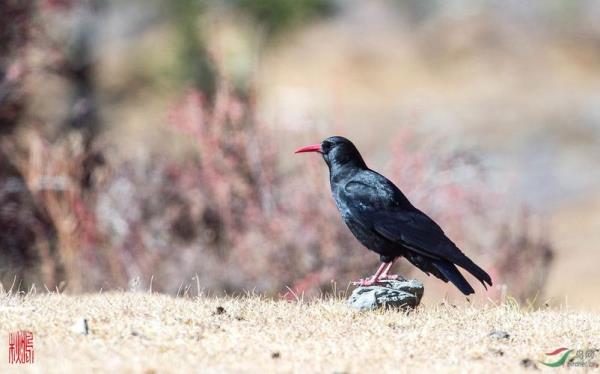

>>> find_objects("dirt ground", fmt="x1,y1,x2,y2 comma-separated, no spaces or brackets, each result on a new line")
0,292,598,373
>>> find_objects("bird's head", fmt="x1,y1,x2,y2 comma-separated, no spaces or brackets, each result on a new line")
295,136,367,170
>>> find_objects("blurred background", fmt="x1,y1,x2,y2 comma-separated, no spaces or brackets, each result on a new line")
1,0,599,307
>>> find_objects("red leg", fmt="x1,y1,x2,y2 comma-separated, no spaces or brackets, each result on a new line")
380,261,394,278
379,260,400,280
353,262,388,286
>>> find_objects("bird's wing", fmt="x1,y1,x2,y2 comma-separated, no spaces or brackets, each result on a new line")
369,209,452,261
371,209,492,287
342,176,462,260
341,176,492,287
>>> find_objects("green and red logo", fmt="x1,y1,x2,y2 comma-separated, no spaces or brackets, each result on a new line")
540,348,572,367
541,347,598,368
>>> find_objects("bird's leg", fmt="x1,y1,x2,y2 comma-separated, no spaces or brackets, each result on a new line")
379,260,401,280
352,262,387,286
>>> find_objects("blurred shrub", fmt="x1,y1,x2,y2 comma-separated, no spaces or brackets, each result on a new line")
0,0,65,291
24,80,551,299
1,0,33,133
6,88,555,300
87,83,370,295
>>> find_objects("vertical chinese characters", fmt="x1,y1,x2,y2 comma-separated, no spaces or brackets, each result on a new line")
8,331,34,364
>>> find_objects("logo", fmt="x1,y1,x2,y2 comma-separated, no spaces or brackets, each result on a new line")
540,347,598,368
8,331,34,364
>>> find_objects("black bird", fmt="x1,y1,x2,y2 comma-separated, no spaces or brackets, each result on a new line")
295,136,492,295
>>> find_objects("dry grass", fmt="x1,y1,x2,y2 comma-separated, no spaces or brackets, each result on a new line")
0,292,599,373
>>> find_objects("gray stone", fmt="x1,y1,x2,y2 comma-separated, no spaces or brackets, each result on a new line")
347,278,424,311
489,330,510,340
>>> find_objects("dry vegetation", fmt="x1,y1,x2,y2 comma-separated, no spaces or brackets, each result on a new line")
1,291,598,373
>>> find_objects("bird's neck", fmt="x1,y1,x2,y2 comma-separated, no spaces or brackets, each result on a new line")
328,158,367,184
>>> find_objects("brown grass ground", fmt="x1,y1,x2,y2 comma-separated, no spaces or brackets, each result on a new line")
1,292,599,373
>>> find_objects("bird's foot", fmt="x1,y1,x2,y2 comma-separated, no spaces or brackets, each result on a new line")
352,278,379,286
378,274,401,280
353,274,404,286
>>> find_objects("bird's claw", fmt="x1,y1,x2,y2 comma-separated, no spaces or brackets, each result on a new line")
352,278,378,286
352,273,403,286
378,274,401,280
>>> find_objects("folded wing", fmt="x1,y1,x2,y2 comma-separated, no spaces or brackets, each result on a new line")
372,210,492,288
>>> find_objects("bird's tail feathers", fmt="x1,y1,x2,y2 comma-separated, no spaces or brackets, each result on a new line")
432,260,475,296
452,253,493,289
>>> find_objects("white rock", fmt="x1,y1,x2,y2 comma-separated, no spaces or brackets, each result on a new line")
348,279,424,311
71,317,89,335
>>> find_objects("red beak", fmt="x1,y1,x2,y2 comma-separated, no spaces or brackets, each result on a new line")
294,143,322,154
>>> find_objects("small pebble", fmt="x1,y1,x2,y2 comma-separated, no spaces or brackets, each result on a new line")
489,330,510,340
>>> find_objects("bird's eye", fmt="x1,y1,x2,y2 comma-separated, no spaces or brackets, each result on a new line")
322,141,332,151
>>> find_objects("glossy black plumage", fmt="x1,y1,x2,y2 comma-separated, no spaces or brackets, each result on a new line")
305,136,492,295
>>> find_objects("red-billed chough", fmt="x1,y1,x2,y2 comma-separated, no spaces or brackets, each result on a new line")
295,136,492,295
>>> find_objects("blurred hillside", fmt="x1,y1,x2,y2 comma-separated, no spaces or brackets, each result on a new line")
1,0,599,307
